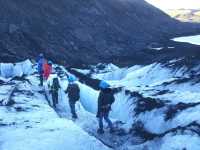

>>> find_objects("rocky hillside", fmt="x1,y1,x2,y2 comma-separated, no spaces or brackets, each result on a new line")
0,0,200,66
166,9,200,23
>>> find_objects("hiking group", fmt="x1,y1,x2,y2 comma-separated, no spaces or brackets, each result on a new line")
37,53,52,86
37,53,115,134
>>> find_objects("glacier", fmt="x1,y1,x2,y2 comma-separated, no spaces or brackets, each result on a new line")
0,58,200,150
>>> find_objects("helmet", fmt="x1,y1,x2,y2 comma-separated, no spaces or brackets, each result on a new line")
99,81,110,89
48,60,53,65
39,53,44,58
68,75,77,83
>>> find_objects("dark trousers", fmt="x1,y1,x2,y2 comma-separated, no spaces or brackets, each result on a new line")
39,74,43,86
52,91,58,107
69,101,77,118
99,111,113,130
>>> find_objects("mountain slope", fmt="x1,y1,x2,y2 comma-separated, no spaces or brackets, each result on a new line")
0,0,200,66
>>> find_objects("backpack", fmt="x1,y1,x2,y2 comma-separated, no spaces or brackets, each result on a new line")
67,83,80,102
109,93,115,105
52,77,60,91
104,88,115,105
97,89,115,114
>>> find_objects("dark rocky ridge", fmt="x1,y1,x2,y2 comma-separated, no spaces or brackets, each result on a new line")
0,0,200,67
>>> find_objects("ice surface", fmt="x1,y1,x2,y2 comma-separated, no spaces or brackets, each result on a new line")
0,63,14,78
172,35,200,45
88,61,200,149
0,59,33,78
0,75,111,150
1,60,200,150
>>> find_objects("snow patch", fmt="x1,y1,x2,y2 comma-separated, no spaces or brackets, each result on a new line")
172,35,200,46
0,59,33,78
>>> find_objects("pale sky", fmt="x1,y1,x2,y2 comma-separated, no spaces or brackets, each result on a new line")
146,0,200,9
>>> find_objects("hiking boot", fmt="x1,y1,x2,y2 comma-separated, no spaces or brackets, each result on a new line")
97,128,104,134
72,115,78,119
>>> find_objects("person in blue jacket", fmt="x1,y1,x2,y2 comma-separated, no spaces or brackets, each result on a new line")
37,53,45,86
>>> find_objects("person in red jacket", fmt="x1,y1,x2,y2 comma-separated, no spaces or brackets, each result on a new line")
43,61,52,80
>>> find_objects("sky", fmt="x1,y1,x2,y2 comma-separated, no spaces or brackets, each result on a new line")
145,0,200,10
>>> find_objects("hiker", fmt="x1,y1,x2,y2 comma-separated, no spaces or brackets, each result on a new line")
37,53,45,86
50,76,61,108
43,61,52,80
96,81,115,134
65,75,80,119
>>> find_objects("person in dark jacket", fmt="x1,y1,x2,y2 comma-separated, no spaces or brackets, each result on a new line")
50,76,61,108
97,81,115,134
65,75,80,119
37,53,45,86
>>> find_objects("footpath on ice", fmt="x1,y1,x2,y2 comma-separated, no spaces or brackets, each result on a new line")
0,61,111,150
0,60,133,150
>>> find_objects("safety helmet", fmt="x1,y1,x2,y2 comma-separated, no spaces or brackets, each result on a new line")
99,81,110,89
48,60,53,65
39,53,44,58
68,75,77,83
